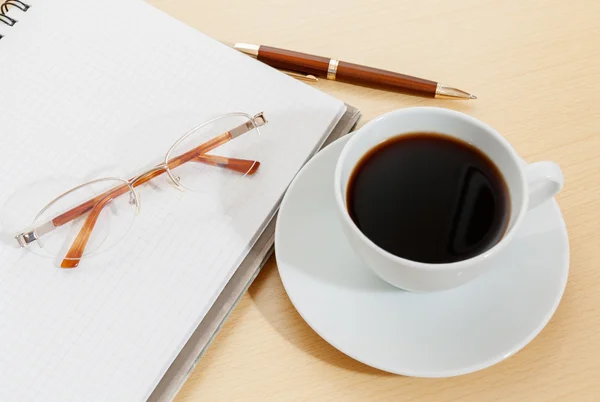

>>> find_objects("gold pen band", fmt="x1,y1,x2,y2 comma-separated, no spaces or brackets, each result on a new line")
327,59,339,80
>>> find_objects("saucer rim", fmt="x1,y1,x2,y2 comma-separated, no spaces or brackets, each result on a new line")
275,134,570,378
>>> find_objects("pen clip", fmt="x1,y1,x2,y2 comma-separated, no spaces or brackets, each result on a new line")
280,70,318,82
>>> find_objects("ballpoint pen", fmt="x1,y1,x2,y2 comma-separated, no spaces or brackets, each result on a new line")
233,43,476,100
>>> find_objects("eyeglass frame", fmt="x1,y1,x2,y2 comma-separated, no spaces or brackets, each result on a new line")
14,111,268,268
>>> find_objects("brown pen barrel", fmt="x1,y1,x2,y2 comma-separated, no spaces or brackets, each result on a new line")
256,46,437,98
257,46,330,77
336,61,437,98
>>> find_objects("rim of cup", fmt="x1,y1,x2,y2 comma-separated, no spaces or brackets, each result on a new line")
333,106,529,271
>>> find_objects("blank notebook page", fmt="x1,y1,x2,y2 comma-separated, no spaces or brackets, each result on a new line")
0,0,345,400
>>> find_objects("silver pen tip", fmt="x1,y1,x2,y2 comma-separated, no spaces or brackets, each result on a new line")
469,94,477,99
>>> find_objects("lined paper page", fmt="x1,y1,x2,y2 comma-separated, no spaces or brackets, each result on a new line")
0,0,345,400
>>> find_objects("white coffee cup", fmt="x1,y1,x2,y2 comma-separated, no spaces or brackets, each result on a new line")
333,107,563,292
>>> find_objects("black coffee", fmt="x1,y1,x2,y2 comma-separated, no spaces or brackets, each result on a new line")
347,132,510,264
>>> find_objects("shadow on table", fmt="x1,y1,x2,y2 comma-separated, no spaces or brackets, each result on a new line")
248,257,394,377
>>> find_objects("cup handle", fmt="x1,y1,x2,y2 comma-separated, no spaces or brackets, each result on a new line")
523,161,564,210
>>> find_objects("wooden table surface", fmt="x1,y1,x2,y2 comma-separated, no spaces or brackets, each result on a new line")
147,0,600,400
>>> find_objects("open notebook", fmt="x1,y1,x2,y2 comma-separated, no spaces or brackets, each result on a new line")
0,0,352,401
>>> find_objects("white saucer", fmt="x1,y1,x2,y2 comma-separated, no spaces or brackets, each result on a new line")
274,135,569,377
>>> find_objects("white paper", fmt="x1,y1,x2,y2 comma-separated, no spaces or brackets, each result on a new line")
0,0,345,400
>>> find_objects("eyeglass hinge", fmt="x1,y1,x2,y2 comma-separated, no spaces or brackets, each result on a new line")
15,229,37,248
252,112,267,127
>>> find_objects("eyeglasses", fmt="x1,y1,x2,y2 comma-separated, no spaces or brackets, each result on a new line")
14,112,267,268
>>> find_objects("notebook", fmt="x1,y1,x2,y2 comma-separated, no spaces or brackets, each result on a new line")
0,0,353,401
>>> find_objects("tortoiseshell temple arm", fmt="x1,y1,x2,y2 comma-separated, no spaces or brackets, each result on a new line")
60,196,113,268
13,154,259,250
193,155,260,174
15,113,267,268
53,114,266,228
59,156,260,267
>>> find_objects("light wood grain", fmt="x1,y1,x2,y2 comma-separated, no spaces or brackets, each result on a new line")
145,0,600,400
